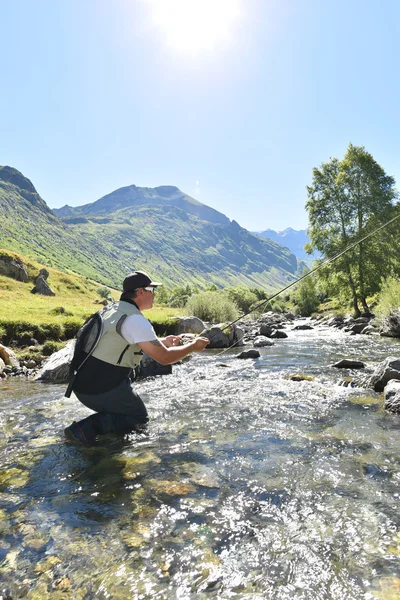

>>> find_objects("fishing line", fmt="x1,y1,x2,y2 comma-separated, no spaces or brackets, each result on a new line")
198,210,400,354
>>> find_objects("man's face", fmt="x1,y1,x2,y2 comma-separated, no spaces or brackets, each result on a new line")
136,286,155,310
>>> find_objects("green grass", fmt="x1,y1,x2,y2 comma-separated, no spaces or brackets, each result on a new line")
0,249,181,344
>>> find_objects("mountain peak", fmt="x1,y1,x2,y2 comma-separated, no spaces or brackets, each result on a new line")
0,166,37,194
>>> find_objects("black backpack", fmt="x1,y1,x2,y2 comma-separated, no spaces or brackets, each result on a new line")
64,310,104,398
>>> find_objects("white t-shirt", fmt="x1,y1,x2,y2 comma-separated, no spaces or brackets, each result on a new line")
120,314,158,344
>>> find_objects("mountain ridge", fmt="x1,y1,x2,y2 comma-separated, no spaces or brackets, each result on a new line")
0,165,305,290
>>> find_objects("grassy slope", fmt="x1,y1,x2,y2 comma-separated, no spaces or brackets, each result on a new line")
0,250,180,345
0,175,302,291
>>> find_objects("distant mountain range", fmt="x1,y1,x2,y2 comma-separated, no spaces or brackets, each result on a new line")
254,227,320,262
0,166,306,290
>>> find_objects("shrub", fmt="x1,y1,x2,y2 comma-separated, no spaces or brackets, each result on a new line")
184,291,238,323
292,271,320,316
374,277,400,320
50,306,73,316
225,287,258,314
97,286,111,299
63,316,86,339
42,340,66,356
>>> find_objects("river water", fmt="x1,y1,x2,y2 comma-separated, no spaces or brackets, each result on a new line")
1,325,400,599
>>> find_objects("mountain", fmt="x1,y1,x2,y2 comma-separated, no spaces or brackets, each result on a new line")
254,227,320,261
0,166,304,290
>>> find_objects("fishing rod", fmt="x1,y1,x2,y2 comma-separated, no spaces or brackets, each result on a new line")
207,210,400,336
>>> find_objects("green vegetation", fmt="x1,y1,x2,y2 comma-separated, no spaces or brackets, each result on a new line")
374,277,400,322
291,270,320,316
0,167,302,293
184,291,238,323
306,143,399,317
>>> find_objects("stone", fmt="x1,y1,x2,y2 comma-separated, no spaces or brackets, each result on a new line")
203,324,245,348
347,323,369,334
292,324,313,331
332,359,366,369
253,336,274,347
175,316,206,335
236,349,260,359
369,357,400,392
135,353,172,378
0,254,29,282
384,380,400,414
0,344,20,367
31,268,56,296
34,341,74,383
269,329,288,339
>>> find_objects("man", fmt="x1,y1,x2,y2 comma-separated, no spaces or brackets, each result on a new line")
64,271,210,445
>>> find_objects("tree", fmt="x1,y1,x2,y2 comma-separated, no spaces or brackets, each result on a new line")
306,144,398,317
292,269,319,316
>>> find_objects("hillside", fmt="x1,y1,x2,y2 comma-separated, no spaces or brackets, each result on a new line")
0,166,304,290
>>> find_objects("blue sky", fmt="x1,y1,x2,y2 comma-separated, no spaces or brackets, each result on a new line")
1,0,400,231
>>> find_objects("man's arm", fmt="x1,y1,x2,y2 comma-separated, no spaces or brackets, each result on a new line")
138,337,210,365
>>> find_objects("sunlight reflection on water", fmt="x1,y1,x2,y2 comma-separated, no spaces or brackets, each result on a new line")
1,326,400,598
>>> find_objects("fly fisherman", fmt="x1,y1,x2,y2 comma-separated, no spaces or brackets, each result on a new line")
64,271,210,445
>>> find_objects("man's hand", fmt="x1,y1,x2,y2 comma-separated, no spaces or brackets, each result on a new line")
162,335,182,348
192,336,210,352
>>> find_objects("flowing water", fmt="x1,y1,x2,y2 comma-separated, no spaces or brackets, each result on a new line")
1,325,400,599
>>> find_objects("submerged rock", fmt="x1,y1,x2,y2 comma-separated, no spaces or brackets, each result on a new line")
253,335,274,347
236,349,260,359
332,359,366,369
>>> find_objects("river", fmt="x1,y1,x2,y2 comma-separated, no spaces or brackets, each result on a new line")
1,325,400,599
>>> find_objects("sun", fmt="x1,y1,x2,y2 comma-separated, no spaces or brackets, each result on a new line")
146,0,240,55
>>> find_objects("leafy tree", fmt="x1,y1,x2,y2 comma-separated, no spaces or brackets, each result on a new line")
306,144,398,317
292,270,319,316
225,286,258,314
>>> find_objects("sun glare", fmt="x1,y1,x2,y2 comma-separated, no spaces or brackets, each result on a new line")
146,0,240,55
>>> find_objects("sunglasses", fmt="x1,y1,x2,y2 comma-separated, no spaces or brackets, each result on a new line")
143,287,156,293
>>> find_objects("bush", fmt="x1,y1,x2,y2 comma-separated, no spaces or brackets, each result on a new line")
225,287,258,314
42,340,66,356
63,316,86,339
375,277,400,320
292,271,320,316
184,291,238,323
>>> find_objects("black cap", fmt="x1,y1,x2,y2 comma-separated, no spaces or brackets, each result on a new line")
122,271,162,292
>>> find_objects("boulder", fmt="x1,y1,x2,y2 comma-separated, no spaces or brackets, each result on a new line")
34,342,74,383
174,316,206,335
31,269,56,296
332,359,365,369
368,357,400,392
0,344,20,367
380,310,400,338
0,357,5,376
384,380,400,414
203,324,245,348
292,324,313,331
269,330,288,339
346,323,369,334
236,349,260,359
253,336,274,347
0,255,29,282
259,323,274,337
135,354,172,378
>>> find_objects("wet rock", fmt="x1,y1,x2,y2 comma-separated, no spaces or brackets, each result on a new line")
346,322,370,334
174,316,206,335
136,354,172,378
292,324,313,331
332,359,365,369
369,357,400,392
0,344,20,368
384,380,400,414
34,341,73,383
259,323,274,337
236,349,260,359
203,324,244,348
286,373,314,382
253,336,274,347
269,330,288,339
380,309,400,338
360,325,377,335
